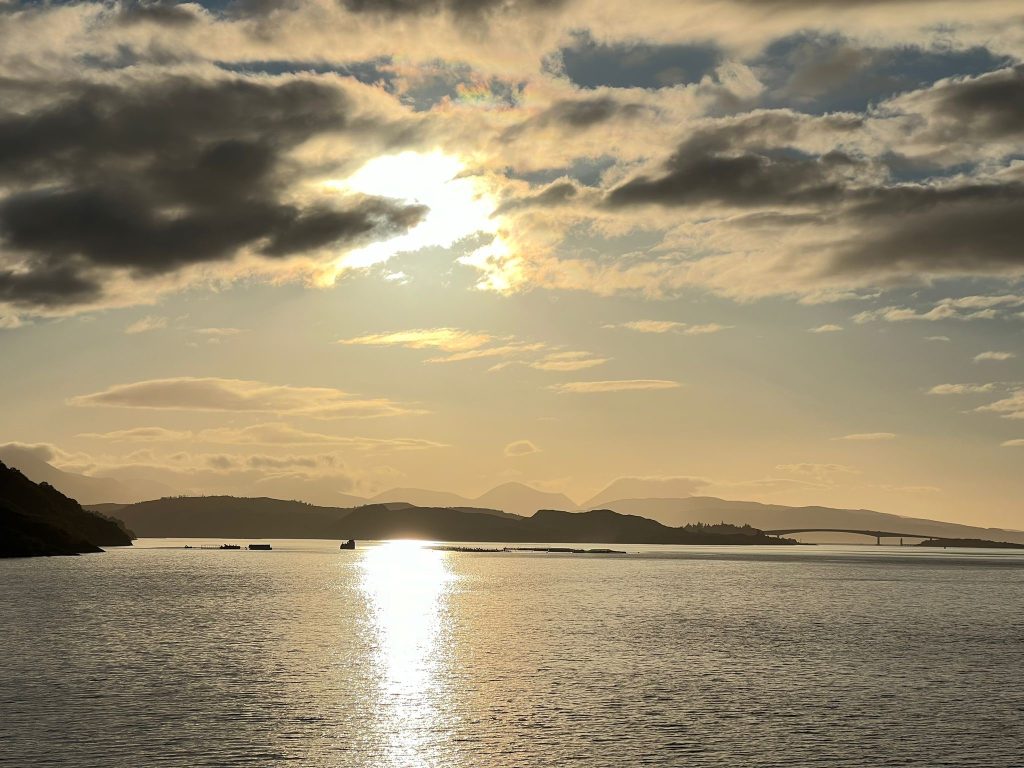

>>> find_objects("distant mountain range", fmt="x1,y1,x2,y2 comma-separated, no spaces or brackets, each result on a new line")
96,495,794,546
0,461,134,557
369,482,577,516
6,450,1022,544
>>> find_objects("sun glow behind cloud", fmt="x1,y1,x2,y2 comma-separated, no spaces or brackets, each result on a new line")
321,151,505,281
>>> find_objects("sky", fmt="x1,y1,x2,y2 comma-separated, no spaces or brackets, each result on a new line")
0,0,1023,527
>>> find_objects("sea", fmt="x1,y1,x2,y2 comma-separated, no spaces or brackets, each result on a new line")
2,539,1023,767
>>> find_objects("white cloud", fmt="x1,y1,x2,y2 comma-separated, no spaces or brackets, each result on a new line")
927,383,997,395
974,351,1016,362
853,296,1024,324
1001,439,1024,447
808,324,843,333
977,390,1024,419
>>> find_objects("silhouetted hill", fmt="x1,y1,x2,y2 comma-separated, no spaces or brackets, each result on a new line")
105,495,523,537
0,461,135,557
595,496,1024,545
104,495,794,545
527,509,790,545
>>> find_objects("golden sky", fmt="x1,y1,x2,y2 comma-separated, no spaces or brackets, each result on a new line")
1,0,1023,527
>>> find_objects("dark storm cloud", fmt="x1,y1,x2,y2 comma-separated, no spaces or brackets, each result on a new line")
921,66,1024,140
605,112,863,208
829,184,1024,276
603,106,1024,283
556,32,722,90
494,181,579,214
0,76,425,309
502,96,649,141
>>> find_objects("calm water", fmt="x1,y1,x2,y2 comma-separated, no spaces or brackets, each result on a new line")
2,540,1023,767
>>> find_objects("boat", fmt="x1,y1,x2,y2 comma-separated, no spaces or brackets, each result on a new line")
248,543,272,551
219,544,240,550
340,539,356,550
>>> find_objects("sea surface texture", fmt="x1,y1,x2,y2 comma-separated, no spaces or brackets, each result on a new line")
2,540,1023,767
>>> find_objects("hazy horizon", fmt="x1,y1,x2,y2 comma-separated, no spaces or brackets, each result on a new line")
2,0,1024,531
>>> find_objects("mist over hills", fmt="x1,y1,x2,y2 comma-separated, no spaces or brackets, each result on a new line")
370,482,576,517
5,450,1022,544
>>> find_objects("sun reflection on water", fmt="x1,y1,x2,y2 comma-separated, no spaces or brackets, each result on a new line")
359,540,456,767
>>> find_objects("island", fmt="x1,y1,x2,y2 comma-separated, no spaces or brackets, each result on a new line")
917,538,1024,549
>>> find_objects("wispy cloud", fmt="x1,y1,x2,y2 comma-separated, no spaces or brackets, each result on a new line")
340,326,608,372
835,432,897,441
1002,439,1024,447
549,379,681,394
79,427,192,441
527,351,609,372
927,383,997,395
69,378,420,419
977,390,1024,419
604,320,731,335
197,423,445,451
854,296,1024,324
125,315,168,334
338,328,493,352
504,439,540,457
808,324,843,333
974,351,1016,362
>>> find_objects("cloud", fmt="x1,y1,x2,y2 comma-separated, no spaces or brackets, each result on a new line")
605,112,864,210
549,379,681,393
926,335,951,342
338,327,494,352
0,73,426,316
80,427,192,441
1002,439,1024,447
339,326,609,371
68,377,420,418
604,320,731,335
527,351,608,372
976,390,1024,419
835,432,896,441
125,315,168,334
196,423,445,450
196,327,244,337
853,295,1024,324
974,351,1016,362
776,462,859,479
504,439,540,457
927,383,997,395
808,324,843,333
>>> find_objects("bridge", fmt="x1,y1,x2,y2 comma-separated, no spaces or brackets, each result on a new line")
764,528,944,545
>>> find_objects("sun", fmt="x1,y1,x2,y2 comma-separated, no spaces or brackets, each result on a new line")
324,151,501,272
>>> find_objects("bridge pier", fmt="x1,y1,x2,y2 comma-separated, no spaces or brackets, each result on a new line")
876,534,881,546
